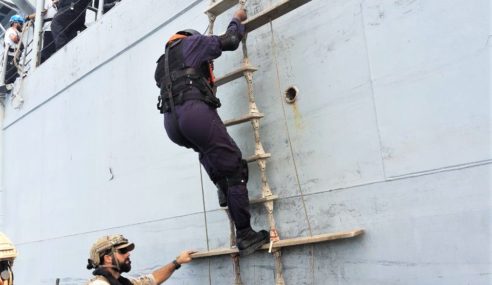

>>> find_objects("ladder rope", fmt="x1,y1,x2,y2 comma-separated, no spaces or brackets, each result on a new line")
194,5,363,285
236,2,286,284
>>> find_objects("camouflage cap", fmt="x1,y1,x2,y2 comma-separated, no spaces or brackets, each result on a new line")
87,234,134,269
0,233,17,261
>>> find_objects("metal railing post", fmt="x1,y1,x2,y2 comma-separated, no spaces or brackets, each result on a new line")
97,0,105,20
31,0,45,68
0,48,8,85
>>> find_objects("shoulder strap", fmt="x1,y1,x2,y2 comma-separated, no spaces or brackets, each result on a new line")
164,43,177,115
160,39,182,91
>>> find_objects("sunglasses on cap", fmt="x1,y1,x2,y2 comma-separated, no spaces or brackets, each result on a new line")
117,247,131,254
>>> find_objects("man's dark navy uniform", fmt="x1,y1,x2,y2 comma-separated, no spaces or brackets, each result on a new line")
154,9,270,256
51,0,91,50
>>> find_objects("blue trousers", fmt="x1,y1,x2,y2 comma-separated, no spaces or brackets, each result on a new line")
164,99,251,230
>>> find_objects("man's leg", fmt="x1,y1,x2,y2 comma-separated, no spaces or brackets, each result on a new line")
165,101,232,207
74,10,87,33
41,31,56,63
174,100,269,255
5,55,18,84
51,13,70,50
198,153,228,207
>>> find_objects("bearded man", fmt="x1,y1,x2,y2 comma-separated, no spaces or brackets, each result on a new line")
86,234,194,285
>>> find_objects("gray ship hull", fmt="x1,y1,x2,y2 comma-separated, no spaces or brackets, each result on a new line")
0,0,489,284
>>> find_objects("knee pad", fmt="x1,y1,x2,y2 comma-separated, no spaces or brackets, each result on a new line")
214,160,249,206
226,159,248,186
215,179,228,207
240,159,248,184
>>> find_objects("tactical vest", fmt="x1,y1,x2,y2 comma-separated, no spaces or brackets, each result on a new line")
87,268,133,285
154,39,221,113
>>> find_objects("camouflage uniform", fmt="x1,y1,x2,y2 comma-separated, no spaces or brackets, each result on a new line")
86,273,156,285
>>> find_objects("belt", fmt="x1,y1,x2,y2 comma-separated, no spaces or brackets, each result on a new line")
160,91,208,113
167,91,204,104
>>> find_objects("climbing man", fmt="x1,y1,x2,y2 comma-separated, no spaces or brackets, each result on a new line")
86,234,195,285
51,0,91,50
0,232,18,285
154,8,270,256
3,15,24,85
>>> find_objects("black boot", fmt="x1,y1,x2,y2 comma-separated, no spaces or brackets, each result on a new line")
236,228,270,256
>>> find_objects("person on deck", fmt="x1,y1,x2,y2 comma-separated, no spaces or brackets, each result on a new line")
3,15,24,85
51,0,91,50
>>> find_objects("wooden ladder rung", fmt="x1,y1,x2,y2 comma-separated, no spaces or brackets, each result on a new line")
246,153,271,163
191,229,364,258
250,194,278,205
205,0,239,16
224,113,264,127
244,0,312,33
215,65,258,87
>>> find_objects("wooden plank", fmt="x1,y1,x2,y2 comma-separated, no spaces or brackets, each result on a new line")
205,0,239,16
193,248,235,258
215,65,257,87
272,229,364,248
244,0,312,33
191,228,364,258
246,153,271,163
224,113,264,127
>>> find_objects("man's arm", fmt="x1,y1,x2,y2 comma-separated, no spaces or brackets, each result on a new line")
8,30,20,44
218,9,247,51
180,8,248,67
25,10,48,21
151,250,194,284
